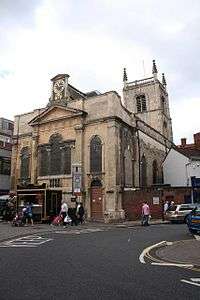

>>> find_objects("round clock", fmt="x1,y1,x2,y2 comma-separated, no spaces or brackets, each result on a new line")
53,79,65,94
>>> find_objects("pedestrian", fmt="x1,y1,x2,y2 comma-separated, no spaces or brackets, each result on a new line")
68,207,78,226
60,199,68,226
25,202,34,226
141,201,150,226
163,200,169,221
164,201,169,214
76,202,85,224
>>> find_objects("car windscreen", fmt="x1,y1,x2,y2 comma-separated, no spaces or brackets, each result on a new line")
168,205,177,211
179,206,193,211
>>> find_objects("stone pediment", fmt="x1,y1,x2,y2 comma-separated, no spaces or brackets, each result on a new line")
29,105,87,126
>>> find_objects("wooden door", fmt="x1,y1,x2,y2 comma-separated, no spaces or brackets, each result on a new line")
91,186,103,220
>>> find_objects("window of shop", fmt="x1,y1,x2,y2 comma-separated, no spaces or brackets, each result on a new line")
0,157,11,175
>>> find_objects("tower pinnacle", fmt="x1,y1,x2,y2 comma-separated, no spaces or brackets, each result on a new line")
152,60,158,79
162,73,167,88
123,68,128,83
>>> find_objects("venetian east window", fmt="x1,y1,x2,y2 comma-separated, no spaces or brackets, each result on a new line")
39,134,71,176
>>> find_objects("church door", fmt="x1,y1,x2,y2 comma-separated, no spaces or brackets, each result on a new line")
90,180,103,220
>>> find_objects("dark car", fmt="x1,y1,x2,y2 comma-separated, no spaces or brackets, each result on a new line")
187,206,200,234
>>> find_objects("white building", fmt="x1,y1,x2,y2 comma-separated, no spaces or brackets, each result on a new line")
163,147,200,187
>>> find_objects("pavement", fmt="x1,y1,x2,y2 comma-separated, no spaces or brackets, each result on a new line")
155,239,200,267
0,218,167,242
0,218,199,268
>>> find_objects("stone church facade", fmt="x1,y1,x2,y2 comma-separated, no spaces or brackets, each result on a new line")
11,60,173,222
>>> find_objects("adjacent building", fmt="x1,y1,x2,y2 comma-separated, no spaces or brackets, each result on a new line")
11,61,173,222
163,133,200,203
0,117,14,195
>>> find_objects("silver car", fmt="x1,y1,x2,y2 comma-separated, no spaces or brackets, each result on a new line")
165,203,198,223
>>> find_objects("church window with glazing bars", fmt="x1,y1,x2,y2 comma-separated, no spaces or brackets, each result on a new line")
20,147,30,181
152,159,158,184
140,154,147,186
136,95,147,113
39,134,71,176
90,136,102,173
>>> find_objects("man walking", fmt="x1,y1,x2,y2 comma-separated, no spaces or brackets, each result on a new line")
141,201,150,226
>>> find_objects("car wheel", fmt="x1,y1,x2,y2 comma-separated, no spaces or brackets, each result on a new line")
184,215,189,224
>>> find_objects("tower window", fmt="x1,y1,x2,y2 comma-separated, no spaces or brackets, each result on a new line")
136,95,147,113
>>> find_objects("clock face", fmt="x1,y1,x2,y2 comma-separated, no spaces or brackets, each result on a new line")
53,79,65,94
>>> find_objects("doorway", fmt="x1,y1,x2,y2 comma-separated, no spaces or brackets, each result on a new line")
90,179,103,220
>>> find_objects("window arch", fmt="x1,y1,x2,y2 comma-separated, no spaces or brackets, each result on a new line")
90,136,102,173
50,134,62,175
39,133,71,176
136,94,147,113
20,147,30,180
140,155,147,187
152,160,158,184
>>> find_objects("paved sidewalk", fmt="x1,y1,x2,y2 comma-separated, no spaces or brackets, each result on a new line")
156,239,200,267
0,219,167,242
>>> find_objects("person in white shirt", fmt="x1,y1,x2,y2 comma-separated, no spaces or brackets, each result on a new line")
60,200,68,225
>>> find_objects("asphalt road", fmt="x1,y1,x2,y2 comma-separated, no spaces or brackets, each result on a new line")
0,224,199,300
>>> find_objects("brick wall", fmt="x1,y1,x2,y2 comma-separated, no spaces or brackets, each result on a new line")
122,187,192,220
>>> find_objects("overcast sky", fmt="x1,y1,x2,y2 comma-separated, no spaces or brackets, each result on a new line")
0,0,200,144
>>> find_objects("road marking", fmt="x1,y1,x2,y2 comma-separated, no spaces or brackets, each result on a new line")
194,235,200,241
55,228,103,235
0,235,53,248
152,262,194,268
181,278,200,287
139,241,168,264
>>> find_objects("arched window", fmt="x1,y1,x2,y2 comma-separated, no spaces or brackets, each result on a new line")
39,133,71,176
50,134,62,175
140,155,147,187
124,148,133,187
20,147,30,180
152,160,158,184
136,95,147,113
39,147,49,176
90,136,102,173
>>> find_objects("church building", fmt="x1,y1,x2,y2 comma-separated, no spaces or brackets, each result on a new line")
11,60,173,222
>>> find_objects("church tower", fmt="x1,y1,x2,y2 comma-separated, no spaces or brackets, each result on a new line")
123,60,173,141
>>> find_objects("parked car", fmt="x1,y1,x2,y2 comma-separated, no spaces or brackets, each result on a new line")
165,203,198,223
187,206,200,234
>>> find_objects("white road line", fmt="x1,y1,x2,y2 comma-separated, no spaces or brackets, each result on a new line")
190,278,200,282
152,262,194,268
0,235,53,248
181,279,200,287
139,241,168,264
194,235,200,241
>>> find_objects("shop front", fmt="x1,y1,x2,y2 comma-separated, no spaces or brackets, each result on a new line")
16,184,62,222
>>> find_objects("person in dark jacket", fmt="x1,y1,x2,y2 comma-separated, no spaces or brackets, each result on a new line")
76,202,85,224
68,207,78,226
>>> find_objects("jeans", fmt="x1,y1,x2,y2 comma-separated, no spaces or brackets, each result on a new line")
142,214,149,226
